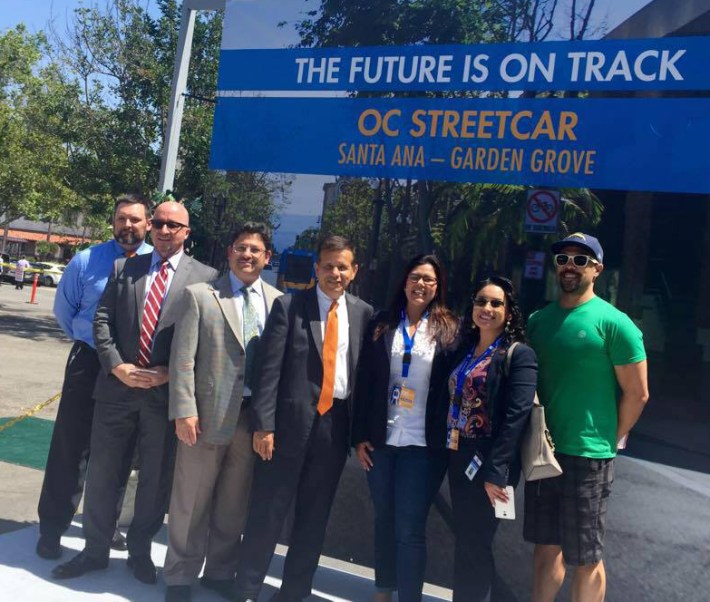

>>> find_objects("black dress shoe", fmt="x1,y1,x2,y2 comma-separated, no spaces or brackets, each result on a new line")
110,529,128,551
165,584,192,602
200,576,236,600
36,534,62,560
127,554,157,584
52,551,108,580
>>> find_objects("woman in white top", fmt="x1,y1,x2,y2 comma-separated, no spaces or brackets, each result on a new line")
352,254,458,602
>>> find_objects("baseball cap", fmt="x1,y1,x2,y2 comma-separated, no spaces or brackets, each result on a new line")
551,232,604,263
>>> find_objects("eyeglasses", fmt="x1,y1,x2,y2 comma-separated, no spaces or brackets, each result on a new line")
473,297,506,309
407,273,438,286
232,245,266,256
554,253,598,268
151,219,188,233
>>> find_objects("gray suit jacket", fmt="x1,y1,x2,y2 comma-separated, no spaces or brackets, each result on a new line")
251,286,374,457
168,274,282,444
93,252,218,404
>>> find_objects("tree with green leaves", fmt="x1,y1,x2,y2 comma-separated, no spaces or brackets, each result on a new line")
184,171,291,270
0,25,77,249
46,0,289,257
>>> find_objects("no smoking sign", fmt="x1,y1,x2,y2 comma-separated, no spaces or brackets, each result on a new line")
524,189,560,234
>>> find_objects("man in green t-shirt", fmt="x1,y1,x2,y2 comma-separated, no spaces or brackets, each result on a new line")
523,233,649,602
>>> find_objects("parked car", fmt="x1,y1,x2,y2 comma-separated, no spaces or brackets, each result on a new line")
33,262,65,287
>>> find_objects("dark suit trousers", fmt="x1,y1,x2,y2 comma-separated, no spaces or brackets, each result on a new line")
236,400,349,600
83,386,177,560
38,342,99,538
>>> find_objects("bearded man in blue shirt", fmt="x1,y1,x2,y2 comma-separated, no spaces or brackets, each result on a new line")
36,193,153,560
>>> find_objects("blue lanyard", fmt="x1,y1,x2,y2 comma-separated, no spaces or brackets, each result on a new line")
454,336,503,399
400,310,426,379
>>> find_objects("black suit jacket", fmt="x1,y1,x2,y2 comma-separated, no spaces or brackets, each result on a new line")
251,286,373,457
443,340,537,487
93,252,218,404
351,313,458,449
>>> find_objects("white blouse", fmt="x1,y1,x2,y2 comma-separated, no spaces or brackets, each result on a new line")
385,315,437,447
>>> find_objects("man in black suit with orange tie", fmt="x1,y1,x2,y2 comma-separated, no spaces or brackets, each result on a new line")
235,235,373,602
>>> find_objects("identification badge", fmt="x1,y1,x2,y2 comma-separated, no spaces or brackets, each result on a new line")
465,452,483,481
398,385,416,408
447,428,459,451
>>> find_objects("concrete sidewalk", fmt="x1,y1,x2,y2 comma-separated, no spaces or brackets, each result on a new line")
0,519,451,601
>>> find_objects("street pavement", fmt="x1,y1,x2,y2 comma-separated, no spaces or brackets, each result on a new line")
1,282,709,600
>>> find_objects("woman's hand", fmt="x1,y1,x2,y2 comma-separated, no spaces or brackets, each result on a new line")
355,441,375,471
484,481,509,507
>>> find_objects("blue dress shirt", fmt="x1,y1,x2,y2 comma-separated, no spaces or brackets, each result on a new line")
53,239,153,347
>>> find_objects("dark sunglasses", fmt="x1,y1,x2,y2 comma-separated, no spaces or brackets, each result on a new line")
473,297,506,309
554,253,598,268
151,219,188,232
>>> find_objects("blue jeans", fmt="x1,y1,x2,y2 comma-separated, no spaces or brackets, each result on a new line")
366,445,447,602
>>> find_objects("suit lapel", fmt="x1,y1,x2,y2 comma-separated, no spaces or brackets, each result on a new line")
214,274,245,349
134,254,153,325
346,292,363,379
307,287,324,360
262,281,281,313
163,255,191,315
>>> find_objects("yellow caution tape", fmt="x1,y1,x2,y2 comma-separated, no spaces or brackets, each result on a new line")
0,392,61,434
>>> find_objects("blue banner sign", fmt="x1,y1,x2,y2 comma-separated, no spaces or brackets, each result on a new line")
210,97,710,194
217,37,710,92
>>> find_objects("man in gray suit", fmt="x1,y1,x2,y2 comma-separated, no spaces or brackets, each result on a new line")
163,223,281,602
52,201,218,584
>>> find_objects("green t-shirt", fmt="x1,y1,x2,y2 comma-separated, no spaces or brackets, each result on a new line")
528,296,646,459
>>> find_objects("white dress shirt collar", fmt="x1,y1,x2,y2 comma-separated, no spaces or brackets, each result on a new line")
229,272,264,297
151,249,183,271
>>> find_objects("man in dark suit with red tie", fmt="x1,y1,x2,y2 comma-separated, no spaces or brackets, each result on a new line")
235,235,373,602
52,201,217,584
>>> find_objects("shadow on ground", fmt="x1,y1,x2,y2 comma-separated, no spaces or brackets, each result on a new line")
0,310,66,342
0,518,32,535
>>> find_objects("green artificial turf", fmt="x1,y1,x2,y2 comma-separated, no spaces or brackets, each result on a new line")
0,416,53,470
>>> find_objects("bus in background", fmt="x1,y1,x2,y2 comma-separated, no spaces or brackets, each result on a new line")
277,247,316,293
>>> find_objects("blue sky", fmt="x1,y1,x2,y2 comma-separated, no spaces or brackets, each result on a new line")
1,0,653,219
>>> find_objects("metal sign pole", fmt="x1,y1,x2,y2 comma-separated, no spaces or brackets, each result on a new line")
158,0,225,193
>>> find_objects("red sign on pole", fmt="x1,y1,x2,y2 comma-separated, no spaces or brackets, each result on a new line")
524,189,560,234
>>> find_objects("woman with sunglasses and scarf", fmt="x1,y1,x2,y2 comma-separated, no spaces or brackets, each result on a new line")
444,275,537,602
352,254,458,602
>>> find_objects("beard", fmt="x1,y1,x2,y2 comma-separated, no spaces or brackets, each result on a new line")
558,271,582,293
114,229,143,248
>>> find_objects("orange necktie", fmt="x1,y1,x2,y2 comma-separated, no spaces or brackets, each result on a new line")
317,299,339,415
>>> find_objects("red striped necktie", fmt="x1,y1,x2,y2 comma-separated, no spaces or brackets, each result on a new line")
137,260,169,367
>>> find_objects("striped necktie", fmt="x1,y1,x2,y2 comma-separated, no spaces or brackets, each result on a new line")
137,260,169,367
317,299,338,415
241,285,259,389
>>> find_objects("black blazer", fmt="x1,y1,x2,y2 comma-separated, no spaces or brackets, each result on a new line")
351,313,457,449
251,286,373,457
444,340,537,487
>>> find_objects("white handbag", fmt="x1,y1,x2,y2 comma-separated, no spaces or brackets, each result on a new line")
506,343,562,481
